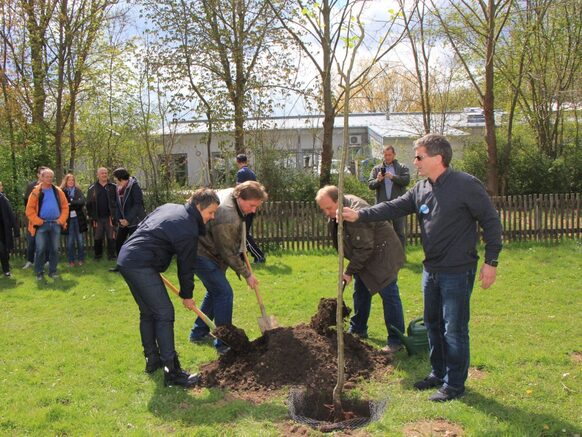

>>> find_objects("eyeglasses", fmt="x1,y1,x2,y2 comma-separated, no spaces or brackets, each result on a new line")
414,154,429,161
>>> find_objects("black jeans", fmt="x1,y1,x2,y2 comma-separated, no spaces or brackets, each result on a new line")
0,239,10,273
115,225,137,256
245,214,265,262
119,266,176,363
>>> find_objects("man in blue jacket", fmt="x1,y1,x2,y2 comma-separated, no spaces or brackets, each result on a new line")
343,134,502,402
117,188,219,388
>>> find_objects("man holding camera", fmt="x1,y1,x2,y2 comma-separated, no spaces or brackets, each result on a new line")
368,146,410,249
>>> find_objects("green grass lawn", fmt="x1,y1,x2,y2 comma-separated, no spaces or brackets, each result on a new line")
1,241,581,436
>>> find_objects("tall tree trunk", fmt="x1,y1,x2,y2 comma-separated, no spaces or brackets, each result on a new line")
0,69,19,202
483,0,498,195
234,93,246,155
25,0,49,157
54,0,68,181
319,0,334,187
69,96,77,172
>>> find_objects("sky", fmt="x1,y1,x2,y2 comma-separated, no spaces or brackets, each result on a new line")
117,0,447,120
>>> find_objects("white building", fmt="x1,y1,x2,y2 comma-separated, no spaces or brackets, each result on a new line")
160,109,499,186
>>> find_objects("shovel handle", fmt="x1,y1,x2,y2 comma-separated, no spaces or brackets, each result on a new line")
242,252,269,319
160,273,216,331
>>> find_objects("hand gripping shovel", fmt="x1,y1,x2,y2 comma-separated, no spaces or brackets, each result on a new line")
242,252,279,333
160,273,216,332
160,274,252,353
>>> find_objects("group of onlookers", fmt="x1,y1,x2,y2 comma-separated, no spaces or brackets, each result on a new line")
0,166,144,281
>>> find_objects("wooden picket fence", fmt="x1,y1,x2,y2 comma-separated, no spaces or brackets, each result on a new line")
252,193,581,250
10,192,581,256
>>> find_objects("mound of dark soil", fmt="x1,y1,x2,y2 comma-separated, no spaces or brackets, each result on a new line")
310,298,351,335
213,324,250,352
199,299,391,392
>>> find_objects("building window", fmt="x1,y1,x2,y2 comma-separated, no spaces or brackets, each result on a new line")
159,153,188,186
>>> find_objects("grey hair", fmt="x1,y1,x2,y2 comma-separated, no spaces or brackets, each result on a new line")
414,134,452,167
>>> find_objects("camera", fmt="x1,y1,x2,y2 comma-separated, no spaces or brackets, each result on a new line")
380,167,386,175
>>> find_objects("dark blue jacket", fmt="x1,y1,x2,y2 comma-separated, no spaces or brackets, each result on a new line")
358,168,502,273
115,176,146,227
236,166,257,184
117,203,205,299
0,193,20,251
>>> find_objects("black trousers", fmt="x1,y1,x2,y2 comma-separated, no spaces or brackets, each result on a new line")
0,239,10,273
119,266,176,362
115,225,137,256
245,214,265,262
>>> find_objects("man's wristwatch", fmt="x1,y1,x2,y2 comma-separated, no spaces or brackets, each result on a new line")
485,259,498,267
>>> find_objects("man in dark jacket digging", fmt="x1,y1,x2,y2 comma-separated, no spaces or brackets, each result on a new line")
316,185,406,352
117,188,220,388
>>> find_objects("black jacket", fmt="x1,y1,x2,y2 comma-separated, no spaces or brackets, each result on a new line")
359,168,503,273
115,177,146,228
86,181,116,220
117,203,205,299
0,193,20,251
368,159,410,203
62,186,88,234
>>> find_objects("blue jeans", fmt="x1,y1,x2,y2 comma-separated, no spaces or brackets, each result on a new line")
66,217,85,263
34,222,61,275
349,274,405,346
119,266,176,362
190,256,233,348
422,268,476,390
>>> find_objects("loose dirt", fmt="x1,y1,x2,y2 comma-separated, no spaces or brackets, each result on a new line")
198,298,392,392
213,324,250,352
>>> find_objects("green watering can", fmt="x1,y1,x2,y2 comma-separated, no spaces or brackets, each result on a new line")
389,317,429,356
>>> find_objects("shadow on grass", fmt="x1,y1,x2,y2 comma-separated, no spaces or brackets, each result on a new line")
401,261,423,275
253,262,292,275
388,354,582,435
462,391,582,435
0,277,22,290
35,278,78,291
147,373,288,427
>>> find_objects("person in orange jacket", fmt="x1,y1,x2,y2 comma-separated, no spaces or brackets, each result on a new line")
25,168,69,281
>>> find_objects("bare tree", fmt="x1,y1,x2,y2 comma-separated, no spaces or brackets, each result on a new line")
142,0,295,156
431,0,513,195
269,0,405,186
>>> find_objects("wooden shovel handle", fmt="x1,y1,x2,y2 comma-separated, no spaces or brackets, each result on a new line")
242,251,269,318
160,273,216,331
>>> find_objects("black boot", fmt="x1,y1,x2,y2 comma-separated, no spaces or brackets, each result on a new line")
163,355,200,388
94,239,103,260
144,351,162,373
107,238,116,260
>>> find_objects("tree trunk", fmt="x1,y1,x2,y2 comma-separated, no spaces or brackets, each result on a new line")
26,0,49,156
234,94,246,155
69,96,77,172
333,73,352,423
483,0,498,195
319,0,334,187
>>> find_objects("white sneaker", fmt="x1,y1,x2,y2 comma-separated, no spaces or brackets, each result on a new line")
22,261,32,269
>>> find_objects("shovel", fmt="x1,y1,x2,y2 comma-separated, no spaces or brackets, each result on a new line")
160,273,216,332
242,252,279,333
